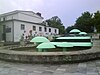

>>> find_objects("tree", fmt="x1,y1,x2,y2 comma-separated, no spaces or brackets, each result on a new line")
93,11,100,32
75,11,94,33
46,16,65,34
66,25,75,33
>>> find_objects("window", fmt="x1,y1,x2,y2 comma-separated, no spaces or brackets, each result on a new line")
44,27,47,32
46,33,48,35
6,26,11,33
3,17,5,21
55,29,57,33
49,28,51,32
3,25,6,33
21,24,25,30
39,27,42,31
33,26,36,31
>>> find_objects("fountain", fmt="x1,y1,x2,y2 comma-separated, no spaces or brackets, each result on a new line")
0,29,99,63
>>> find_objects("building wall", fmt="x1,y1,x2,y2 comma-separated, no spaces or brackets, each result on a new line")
0,21,13,42
14,21,46,42
6,22,13,42
13,21,59,42
0,14,18,21
14,21,25,42
0,25,2,41
18,13,43,23
0,20,59,42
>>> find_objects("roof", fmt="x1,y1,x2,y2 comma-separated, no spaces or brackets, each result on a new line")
0,10,43,19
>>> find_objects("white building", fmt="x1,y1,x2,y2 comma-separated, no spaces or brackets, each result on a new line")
0,10,59,42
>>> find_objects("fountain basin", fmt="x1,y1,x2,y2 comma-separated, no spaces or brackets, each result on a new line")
0,46,100,63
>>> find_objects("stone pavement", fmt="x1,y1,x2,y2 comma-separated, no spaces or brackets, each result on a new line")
0,60,100,75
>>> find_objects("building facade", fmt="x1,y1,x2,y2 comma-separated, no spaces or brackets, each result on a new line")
0,10,59,42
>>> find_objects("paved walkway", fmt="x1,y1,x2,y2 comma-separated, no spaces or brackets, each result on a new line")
0,60,100,75
0,40,100,75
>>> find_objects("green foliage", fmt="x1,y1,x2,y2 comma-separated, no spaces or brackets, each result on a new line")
46,16,65,34
75,11,94,33
93,11,100,32
66,11,100,33
66,25,75,33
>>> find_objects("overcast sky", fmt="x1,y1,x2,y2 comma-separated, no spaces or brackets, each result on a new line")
0,0,100,28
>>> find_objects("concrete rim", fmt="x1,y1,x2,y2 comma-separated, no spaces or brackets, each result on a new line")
0,46,100,63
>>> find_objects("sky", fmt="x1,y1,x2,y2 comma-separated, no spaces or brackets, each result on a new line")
0,0,100,28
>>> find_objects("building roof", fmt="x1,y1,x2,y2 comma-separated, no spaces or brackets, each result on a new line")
0,10,43,19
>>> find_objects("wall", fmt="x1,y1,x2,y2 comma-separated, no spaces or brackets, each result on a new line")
0,25,2,41
0,14,18,21
14,21,59,42
0,21,13,42
14,21,44,42
18,13,43,23
0,42,100,63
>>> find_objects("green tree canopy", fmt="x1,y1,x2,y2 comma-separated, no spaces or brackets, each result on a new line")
93,11,100,32
75,11,94,33
66,25,75,33
66,11,100,33
46,16,65,34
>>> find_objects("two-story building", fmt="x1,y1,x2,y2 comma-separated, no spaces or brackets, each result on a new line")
0,10,59,42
